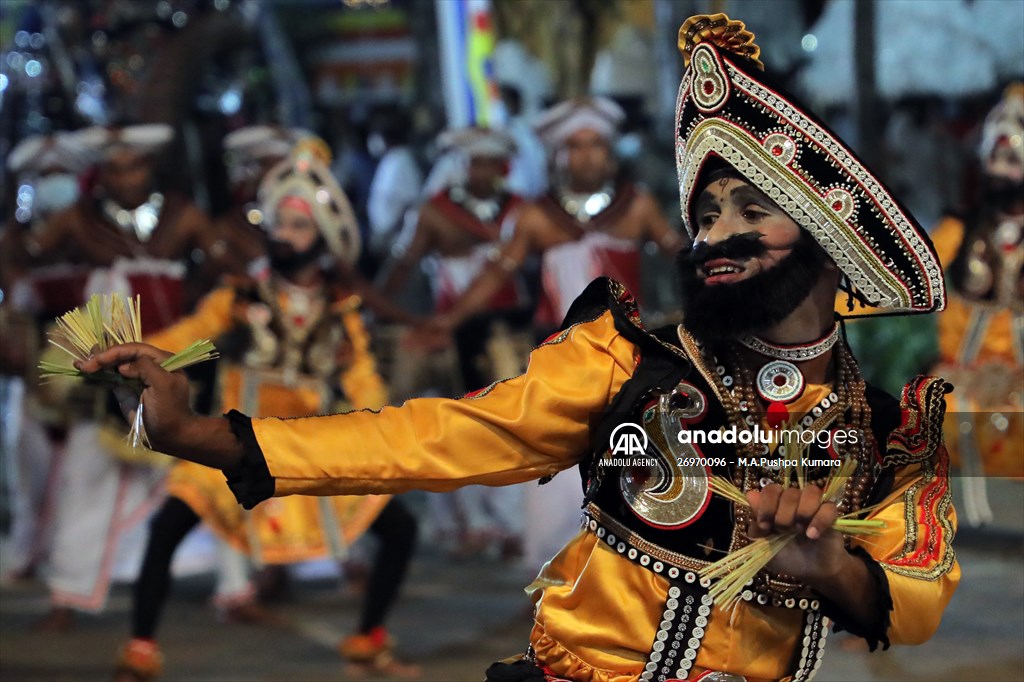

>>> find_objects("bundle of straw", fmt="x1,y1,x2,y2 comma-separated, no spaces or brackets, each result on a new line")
703,459,885,610
38,294,217,448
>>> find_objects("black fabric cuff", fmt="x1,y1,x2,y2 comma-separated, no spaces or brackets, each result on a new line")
484,660,546,682
817,545,893,651
223,410,275,510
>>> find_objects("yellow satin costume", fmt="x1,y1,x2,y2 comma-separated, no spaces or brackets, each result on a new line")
148,281,390,564
233,307,958,681
929,215,1023,479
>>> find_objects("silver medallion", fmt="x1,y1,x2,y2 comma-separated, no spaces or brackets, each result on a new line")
756,360,805,403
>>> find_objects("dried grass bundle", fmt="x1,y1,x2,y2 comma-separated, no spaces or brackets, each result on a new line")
38,294,217,448
704,457,885,609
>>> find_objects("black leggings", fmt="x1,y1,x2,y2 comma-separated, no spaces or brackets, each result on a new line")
133,497,199,639
132,496,418,639
358,497,418,632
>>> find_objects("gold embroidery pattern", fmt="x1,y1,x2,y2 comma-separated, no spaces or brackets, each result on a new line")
884,376,952,467
881,450,957,581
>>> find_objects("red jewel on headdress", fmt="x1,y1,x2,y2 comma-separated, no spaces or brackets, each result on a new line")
832,201,843,211
771,145,784,156
702,81,715,95
766,400,789,429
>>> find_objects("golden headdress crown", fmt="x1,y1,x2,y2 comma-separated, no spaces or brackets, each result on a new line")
291,135,333,166
678,13,762,70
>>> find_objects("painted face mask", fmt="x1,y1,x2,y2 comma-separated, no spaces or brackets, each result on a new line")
979,83,1024,187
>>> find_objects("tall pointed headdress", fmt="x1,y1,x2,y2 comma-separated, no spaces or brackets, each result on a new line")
675,14,945,313
259,138,361,267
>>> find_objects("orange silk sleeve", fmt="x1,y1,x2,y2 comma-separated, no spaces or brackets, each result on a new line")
251,310,637,497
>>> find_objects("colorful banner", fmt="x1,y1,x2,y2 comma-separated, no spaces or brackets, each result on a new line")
436,0,500,127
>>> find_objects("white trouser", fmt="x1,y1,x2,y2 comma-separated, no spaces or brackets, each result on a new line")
1,377,58,573
212,541,254,606
47,422,166,612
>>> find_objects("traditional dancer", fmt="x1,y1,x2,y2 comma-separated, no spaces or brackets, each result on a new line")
83,15,958,682
417,99,682,568
930,83,1024,525
29,124,216,631
1,132,93,581
113,148,418,680
381,126,530,391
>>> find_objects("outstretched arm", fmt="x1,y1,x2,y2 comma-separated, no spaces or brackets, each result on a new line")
376,206,436,299
78,308,637,502
145,287,237,352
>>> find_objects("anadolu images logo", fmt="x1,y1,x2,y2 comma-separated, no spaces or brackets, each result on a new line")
609,422,649,457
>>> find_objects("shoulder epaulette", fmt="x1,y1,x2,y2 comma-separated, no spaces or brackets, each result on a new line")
883,375,953,468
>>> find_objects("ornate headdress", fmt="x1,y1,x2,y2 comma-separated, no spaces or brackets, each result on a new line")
73,124,174,159
533,96,626,147
259,140,361,267
7,132,95,176
978,82,1024,183
675,14,945,313
437,126,517,158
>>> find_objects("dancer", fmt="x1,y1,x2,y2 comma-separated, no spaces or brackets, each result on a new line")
113,148,418,680
29,124,216,631
930,83,1024,525
83,15,958,681
379,126,530,557
1,131,93,581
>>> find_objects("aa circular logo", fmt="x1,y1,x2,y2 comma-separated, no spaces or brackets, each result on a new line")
609,422,649,456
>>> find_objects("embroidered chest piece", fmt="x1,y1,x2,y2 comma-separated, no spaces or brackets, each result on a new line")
617,381,712,529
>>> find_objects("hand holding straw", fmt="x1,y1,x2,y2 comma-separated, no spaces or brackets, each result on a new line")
38,294,217,449
702,460,885,609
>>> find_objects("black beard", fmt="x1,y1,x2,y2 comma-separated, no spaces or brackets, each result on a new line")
267,235,327,275
677,231,830,342
981,176,1023,210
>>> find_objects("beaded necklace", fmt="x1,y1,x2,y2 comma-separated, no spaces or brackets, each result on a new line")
101,192,165,242
678,326,877,595
739,321,841,362
555,183,615,224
